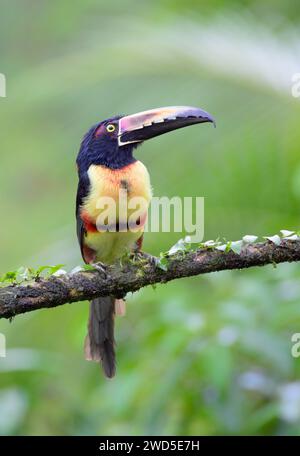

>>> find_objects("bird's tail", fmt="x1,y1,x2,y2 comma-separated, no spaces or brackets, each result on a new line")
84,296,117,378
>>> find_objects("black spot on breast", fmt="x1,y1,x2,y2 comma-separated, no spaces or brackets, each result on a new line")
120,179,130,193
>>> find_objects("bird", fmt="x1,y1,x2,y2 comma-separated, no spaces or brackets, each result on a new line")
76,106,215,378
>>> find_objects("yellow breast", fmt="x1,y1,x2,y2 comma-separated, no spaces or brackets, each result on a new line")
82,161,152,263
83,161,152,222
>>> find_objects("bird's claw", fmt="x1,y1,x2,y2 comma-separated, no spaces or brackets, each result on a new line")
132,251,157,266
91,262,108,278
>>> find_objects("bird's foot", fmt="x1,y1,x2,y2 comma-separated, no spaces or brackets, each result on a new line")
131,251,157,267
91,262,108,278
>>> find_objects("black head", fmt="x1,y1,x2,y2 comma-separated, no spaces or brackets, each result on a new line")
76,115,138,172
76,106,215,172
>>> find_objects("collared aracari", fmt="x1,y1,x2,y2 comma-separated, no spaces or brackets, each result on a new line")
76,106,214,378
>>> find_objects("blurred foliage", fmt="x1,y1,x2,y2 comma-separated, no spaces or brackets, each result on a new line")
1,0,300,436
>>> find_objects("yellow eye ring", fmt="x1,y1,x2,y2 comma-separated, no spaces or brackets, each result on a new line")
106,124,116,133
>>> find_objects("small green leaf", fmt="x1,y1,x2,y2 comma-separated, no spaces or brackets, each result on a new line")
1,271,17,283
82,264,95,271
17,267,33,282
36,265,52,275
52,268,67,276
168,239,186,255
230,240,243,254
35,264,65,278
70,266,84,274
49,265,65,275
225,241,232,253
216,244,227,252
204,240,217,248
157,256,169,271
284,234,299,240
168,236,194,255
265,235,281,245
280,230,295,237
242,235,258,244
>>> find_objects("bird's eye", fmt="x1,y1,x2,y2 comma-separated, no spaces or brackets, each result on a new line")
106,124,116,133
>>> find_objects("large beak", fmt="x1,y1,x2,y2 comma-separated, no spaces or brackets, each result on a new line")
118,106,215,146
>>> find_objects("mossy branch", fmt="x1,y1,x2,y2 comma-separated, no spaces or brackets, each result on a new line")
1,235,300,319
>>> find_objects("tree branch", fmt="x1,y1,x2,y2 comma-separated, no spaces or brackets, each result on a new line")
1,239,300,319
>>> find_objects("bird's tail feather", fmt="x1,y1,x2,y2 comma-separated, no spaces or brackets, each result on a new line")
84,296,117,378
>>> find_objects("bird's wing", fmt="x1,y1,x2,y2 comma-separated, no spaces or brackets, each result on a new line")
76,171,90,262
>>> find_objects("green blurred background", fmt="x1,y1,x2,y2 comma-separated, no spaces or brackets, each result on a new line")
1,0,300,436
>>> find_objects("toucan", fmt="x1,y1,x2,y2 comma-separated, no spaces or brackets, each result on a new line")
76,106,214,378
